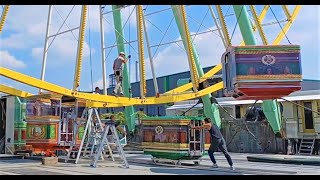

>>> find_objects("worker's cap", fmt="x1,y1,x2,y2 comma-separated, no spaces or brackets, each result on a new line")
119,52,125,55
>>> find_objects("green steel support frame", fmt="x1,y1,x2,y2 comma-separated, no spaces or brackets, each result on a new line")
171,5,221,127
112,5,136,132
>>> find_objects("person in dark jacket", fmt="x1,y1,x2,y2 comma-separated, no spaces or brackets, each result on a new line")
192,117,235,170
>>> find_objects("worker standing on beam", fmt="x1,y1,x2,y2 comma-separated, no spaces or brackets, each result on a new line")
112,52,131,96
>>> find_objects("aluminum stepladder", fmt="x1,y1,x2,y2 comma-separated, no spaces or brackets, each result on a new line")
65,107,113,164
90,120,129,168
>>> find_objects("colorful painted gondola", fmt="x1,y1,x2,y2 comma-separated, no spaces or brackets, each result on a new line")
141,116,211,161
221,45,302,100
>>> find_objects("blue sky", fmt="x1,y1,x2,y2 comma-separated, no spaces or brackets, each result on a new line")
0,5,319,94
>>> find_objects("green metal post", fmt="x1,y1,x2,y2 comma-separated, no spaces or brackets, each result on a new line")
171,5,221,127
233,5,281,133
233,5,257,45
112,5,136,132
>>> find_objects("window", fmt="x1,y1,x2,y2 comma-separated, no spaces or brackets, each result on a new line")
224,53,231,90
235,105,241,119
303,102,314,129
317,101,320,116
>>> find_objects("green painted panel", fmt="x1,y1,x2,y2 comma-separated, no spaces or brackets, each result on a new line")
142,116,204,121
144,150,189,160
14,121,27,145
78,126,84,139
49,124,56,139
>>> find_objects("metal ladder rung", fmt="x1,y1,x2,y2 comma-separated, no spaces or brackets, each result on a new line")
301,145,312,148
90,124,129,168
298,135,316,156
89,137,102,140
301,142,313,144
65,108,105,163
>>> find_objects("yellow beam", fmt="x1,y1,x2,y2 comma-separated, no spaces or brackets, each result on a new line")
216,5,232,47
249,5,268,45
73,5,88,90
240,5,270,46
85,101,126,108
0,5,10,33
0,67,223,106
137,5,147,98
0,67,136,104
164,63,222,95
281,5,291,19
272,5,301,45
179,5,199,91
0,84,126,108
0,84,33,97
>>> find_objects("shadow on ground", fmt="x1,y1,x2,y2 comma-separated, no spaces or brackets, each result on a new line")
149,167,243,175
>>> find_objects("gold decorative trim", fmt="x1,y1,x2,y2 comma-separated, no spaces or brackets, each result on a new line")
142,120,190,126
26,116,60,120
236,74,302,80
142,146,189,150
142,142,212,151
143,149,188,153
235,50,300,54
142,142,188,148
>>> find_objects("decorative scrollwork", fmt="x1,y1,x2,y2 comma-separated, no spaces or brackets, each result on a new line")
155,126,164,134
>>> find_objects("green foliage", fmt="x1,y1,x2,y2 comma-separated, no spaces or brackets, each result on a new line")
115,112,126,125
100,110,147,125
135,111,147,119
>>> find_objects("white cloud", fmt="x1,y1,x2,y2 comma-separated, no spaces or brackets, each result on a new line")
122,6,137,27
142,27,240,79
92,78,108,91
285,6,320,79
30,33,93,65
31,47,43,59
2,5,97,65
0,51,26,69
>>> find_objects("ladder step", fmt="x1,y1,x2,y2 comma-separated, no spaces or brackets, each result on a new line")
88,137,103,140
301,141,314,144
299,149,312,152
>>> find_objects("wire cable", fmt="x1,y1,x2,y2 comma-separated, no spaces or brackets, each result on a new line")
88,6,94,92
270,6,292,44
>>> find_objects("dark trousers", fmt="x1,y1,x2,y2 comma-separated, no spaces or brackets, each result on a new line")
208,138,233,166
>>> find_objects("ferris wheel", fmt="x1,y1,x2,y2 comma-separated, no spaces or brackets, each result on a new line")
0,5,301,102
0,5,302,132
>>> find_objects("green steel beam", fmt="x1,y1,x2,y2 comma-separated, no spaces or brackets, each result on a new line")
233,5,281,133
171,5,221,127
233,5,257,45
112,5,136,132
